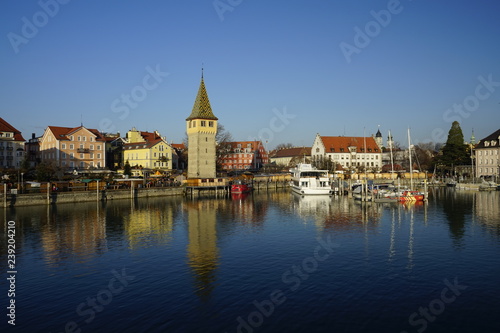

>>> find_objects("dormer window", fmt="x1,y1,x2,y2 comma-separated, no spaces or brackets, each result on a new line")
485,141,490,147
491,140,496,146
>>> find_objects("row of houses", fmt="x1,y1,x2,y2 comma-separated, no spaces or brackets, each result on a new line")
2,115,499,179
0,117,271,177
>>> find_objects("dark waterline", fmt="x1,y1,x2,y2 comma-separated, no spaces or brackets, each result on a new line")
1,188,499,333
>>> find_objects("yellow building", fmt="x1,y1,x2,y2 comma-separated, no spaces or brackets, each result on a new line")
123,128,178,176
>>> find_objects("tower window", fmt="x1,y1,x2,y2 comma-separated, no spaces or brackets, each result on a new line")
209,121,214,127
201,121,206,127
205,137,208,142
193,121,196,127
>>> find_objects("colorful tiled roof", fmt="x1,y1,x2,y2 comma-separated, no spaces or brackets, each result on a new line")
320,136,380,153
0,117,25,141
186,77,218,121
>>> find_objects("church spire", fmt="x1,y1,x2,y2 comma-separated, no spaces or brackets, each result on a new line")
186,72,218,121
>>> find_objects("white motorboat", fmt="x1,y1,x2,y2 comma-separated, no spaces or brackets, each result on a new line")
290,163,333,195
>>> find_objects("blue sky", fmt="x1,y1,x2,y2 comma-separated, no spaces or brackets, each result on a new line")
2,0,500,149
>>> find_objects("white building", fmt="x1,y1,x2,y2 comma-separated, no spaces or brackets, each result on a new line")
474,129,500,179
311,134,383,172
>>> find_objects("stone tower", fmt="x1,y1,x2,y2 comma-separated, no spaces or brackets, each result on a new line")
387,132,394,150
375,128,383,149
186,72,218,179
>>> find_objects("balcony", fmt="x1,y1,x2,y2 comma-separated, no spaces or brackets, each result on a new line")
77,148,93,153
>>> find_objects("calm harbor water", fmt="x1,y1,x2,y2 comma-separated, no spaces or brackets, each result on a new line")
1,188,500,333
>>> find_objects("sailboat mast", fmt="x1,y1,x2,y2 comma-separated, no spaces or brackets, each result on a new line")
408,128,413,190
389,130,394,178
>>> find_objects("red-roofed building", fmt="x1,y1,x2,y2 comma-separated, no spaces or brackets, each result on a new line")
219,141,268,171
269,147,311,167
312,134,382,172
0,117,26,169
39,125,107,170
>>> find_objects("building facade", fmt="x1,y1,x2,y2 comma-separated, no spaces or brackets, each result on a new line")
219,141,268,171
123,128,177,176
269,147,310,167
39,125,107,170
186,73,218,179
474,129,500,179
311,134,382,172
0,117,26,169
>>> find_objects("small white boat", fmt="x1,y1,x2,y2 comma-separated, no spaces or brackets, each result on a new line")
289,163,333,195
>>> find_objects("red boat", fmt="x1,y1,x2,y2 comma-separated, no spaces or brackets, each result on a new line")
397,190,425,202
231,180,252,193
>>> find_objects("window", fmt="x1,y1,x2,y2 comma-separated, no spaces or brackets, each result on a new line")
193,121,196,127
80,154,84,159
80,144,84,149
70,144,74,150
80,161,85,168
97,153,101,159
62,144,66,149
97,145,101,150
201,121,206,127
90,144,94,150
62,152,66,158
78,136,81,141
209,121,214,127
70,153,74,159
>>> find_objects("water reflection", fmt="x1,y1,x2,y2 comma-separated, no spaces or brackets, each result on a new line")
185,200,219,302
473,191,500,236
290,193,383,232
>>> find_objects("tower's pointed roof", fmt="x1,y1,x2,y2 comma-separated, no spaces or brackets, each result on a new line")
186,74,218,121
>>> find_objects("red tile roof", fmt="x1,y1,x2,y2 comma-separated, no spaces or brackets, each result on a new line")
320,136,380,153
0,117,25,141
171,143,185,150
47,126,106,141
272,147,311,158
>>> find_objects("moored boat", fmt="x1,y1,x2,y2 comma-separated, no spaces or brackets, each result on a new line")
290,163,333,195
231,179,252,193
